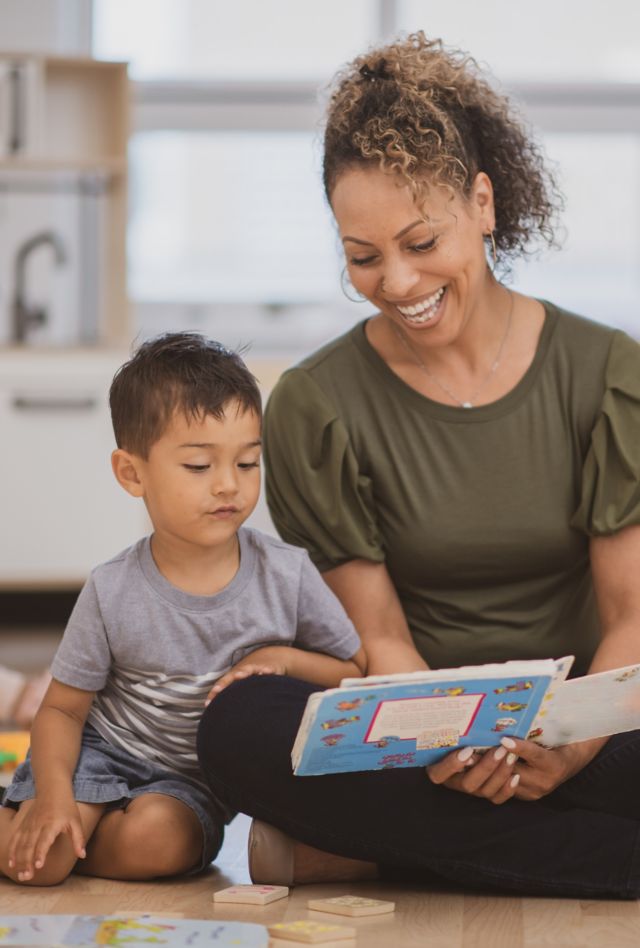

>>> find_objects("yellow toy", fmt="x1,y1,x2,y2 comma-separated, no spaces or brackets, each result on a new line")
0,731,30,771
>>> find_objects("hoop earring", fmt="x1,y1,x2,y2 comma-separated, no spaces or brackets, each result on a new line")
340,266,367,303
486,230,498,270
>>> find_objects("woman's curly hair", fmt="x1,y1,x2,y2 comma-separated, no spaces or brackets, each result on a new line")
323,32,563,269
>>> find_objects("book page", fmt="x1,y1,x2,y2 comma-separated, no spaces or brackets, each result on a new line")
340,658,560,689
0,915,268,947
533,664,640,746
365,693,484,746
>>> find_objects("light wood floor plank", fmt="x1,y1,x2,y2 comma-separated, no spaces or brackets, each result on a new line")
1,813,639,946
463,894,523,947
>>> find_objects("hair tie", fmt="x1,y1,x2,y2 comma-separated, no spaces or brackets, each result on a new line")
359,58,390,82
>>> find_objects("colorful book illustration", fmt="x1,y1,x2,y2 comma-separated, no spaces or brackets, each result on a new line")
0,915,268,947
292,656,640,776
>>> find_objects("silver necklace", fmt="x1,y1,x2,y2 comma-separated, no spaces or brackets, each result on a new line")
392,288,514,409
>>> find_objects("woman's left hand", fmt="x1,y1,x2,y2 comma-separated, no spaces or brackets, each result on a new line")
427,736,594,803
497,737,588,800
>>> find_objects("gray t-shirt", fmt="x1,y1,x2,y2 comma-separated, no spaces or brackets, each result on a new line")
52,526,361,786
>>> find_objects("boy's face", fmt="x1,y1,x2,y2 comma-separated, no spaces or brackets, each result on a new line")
116,401,262,552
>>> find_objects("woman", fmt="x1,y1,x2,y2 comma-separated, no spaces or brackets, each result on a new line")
197,33,640,897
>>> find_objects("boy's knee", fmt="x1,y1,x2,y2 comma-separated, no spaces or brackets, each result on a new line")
0,808,78,886
113,796,202,876
5,854,75,887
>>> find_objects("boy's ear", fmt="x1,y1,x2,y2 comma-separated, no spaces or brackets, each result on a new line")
111,448,146,498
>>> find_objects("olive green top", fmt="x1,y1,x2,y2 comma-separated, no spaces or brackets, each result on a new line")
263,302,640,676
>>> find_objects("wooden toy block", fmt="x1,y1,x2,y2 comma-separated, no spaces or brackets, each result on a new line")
307,894,395,917
213,883,289,905
267,919,356,943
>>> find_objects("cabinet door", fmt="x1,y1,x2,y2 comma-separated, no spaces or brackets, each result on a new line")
0,369,147,584
0,170,107,346
0,57,40,158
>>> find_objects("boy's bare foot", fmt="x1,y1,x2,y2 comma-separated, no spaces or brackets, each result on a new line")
248,819,378,886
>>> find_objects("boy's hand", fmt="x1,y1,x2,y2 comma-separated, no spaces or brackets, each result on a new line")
205,652,288,704
8,795,86,881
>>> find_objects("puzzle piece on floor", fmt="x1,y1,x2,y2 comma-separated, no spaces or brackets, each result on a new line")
307,895,395,916
267,919,356,943
213,883,289,905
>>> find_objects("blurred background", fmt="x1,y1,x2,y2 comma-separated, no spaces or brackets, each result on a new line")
0,0,639,700
99,0,640,347
2,0,639,354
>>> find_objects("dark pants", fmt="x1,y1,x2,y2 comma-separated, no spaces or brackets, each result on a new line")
196,675,640,899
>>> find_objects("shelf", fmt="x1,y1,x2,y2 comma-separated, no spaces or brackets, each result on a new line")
42,59,129,164
0,157,127,174
0,53,130,346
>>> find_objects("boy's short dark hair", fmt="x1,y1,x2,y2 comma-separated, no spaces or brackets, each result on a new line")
110,332,262,457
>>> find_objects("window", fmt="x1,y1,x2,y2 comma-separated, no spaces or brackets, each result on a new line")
129,131,339,304
93,0,378,80
397,0,640,82
512,133,640,329
94,0,640,346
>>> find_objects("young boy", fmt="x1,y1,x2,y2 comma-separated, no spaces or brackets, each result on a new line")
0,332,365,886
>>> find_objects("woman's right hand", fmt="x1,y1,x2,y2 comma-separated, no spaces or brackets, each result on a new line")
323,560,429,675
426,739,521,805
8,794,86,881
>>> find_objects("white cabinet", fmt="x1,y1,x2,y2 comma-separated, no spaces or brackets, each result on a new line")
0,54,129,346
0,351,148,586
0,168,110,346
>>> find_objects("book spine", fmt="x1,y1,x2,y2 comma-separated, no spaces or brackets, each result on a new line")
291,695,321,772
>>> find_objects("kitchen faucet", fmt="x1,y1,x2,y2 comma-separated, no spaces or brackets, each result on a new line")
12,230,67,343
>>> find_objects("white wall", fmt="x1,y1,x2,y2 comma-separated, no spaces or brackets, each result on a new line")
0,0,91,55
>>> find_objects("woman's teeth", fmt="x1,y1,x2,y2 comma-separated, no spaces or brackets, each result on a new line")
397,287,445,323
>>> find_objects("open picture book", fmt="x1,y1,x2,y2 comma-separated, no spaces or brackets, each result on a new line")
0,915,267,947
291,656,640,776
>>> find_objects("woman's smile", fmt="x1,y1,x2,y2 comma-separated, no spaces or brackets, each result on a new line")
394,285,448,328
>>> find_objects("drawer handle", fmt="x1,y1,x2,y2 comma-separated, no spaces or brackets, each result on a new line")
9,63,23,154
12,395,98,412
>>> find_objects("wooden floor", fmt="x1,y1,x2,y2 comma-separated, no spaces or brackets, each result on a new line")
1,813,639,946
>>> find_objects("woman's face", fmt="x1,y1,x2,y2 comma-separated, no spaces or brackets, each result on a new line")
331,165,495,346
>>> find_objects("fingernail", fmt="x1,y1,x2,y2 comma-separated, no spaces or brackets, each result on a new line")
457,746,474,762
500,737,517,749
494,746,507,761
204,699,211,706
510,773,520,788
507,752,517,766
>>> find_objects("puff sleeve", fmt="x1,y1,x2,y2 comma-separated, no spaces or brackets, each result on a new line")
263,368,384,571
571,331,640,535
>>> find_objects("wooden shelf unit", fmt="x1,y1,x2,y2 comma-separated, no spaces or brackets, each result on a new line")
0,53,130,345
